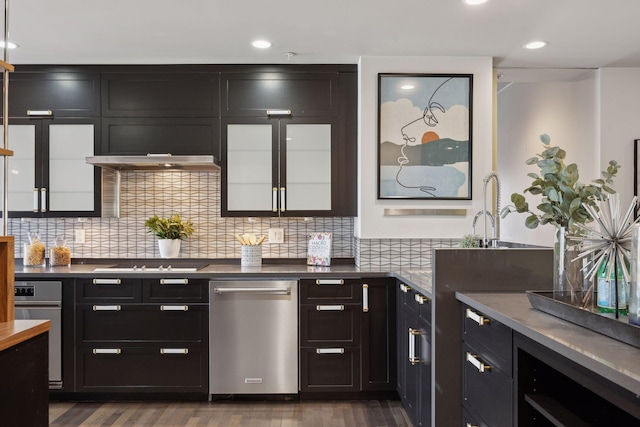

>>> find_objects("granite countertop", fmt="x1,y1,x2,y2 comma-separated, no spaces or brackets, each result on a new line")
0,320,50,352
456,291,640,397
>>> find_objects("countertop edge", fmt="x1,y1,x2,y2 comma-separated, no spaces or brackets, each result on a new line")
456,291,640,397
0,320,50,353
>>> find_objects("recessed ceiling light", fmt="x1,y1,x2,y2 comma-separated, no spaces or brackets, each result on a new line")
0,41,18,49
251,40,271,49
463,0,488,5
523,40,548,50
400,85,415,90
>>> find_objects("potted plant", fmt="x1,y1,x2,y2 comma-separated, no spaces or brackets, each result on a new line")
144,214,195,258
500,134,619,297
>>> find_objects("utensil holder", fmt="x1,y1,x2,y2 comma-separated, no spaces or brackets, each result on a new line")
241,245,262,267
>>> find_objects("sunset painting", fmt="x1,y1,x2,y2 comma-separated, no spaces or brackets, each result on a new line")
377,74,472,199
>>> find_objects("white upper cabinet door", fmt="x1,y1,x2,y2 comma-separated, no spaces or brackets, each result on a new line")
226,124,273,212
48,124,95,212
285,123,332,211
0,124,38,211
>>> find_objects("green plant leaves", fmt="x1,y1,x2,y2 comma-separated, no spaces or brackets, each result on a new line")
502,134,619,231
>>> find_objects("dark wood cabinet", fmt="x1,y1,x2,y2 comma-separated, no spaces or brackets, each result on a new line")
515,333,640,426
2,70,100,117
99,71,220,157
2,117,101,217
361,278,396,392
102,72,219,117
221,72,338,117
100,117,218,156
461,304,513,427
221,69,357,217
74,277,208,393
396,281,432,427
299,277,395,395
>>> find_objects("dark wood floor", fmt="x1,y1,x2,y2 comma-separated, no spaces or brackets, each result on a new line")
49,400,410,427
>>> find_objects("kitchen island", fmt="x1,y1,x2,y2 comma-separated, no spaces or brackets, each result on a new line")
0,319,50,427
457,291,640,425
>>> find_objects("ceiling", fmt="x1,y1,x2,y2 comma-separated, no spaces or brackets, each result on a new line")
5,0,640,81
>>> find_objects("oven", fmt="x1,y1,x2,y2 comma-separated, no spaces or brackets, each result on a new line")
14,281,63,389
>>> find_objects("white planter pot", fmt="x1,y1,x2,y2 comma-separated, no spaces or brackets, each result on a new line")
158,239,181,258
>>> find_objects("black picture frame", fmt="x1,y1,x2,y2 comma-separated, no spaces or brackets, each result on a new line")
377,73,473,200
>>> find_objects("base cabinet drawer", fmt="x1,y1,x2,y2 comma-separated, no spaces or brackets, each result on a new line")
76,278,141,302
143,278,208,303
299,304,360,346
299,279,361,304
76,346,207,392
300,347,360,392
77,304,208,343
462,342,513,427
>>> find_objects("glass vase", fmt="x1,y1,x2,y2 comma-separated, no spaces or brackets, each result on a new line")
553,226,593,308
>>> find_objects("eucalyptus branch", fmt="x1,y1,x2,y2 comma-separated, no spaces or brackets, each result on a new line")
500,134,619,230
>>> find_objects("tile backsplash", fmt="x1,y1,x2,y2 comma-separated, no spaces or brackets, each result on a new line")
9,171,460,268
10,171,354,260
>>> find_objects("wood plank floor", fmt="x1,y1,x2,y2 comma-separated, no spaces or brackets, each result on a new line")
49,400,411,427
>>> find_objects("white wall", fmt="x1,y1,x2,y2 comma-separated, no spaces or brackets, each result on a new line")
497,74,598,246
356,56,494,239
597,68,640,211
498,68,640,247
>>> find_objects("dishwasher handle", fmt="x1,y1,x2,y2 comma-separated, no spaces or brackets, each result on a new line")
213,286,291,295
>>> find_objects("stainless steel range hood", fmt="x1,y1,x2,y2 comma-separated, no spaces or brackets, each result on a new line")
87,154,220,218
86,154,220,172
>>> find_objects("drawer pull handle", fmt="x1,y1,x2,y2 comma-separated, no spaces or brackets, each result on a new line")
93,348,121,354
316,348,344,354
466,352,491,373
408,328,421,365
92,278,122,285
160,278,189,285
316,304,344,311
362,284,369,312
160,305,189,311
466,423,479,427
161,348,189,354
40,188,47,212
92,305,121,311
466,308,490,326
315,279,344,285
399,283,411,293
415,293,427,304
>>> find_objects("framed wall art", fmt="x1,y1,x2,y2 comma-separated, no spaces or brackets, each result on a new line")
378,73,473,200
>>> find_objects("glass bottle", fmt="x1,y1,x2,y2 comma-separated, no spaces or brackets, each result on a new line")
597,257,629,316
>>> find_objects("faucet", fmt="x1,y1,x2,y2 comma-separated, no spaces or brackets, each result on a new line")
472,171,501,248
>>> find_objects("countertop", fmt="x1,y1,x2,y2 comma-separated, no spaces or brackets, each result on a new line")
456,291,640,397
14,261,434,295
0,320,50,352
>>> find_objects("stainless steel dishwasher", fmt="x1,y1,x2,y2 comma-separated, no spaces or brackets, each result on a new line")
209,280,298,395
